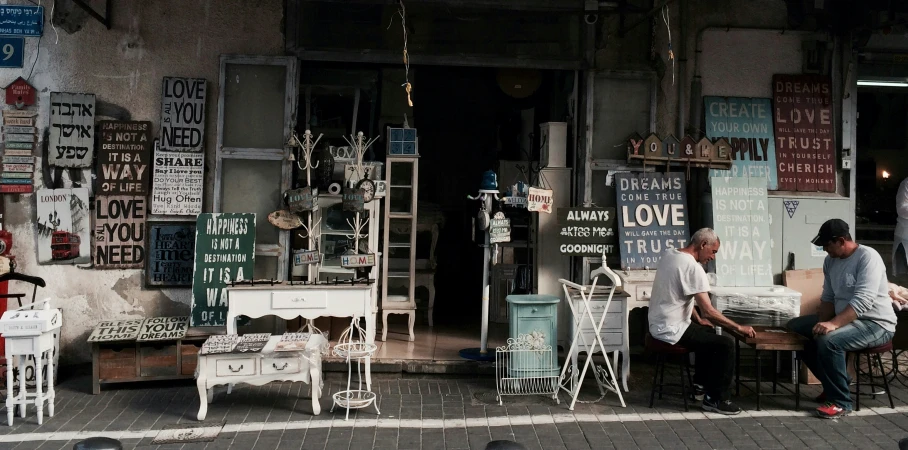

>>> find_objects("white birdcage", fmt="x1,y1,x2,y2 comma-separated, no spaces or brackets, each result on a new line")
330,317,380,420
494,333,560,405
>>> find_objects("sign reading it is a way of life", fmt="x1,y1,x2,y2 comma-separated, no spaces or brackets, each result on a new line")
160,77,206,152
772,74,835,192
711,177,772,287
191,213,256,326
93,196,147,269
97,121,152,195
704,97,778,190
49,92,95,168
556,207,616,256
615,172,689,270
151,140,204,215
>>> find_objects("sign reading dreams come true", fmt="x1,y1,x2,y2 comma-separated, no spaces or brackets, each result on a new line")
615,172,689,270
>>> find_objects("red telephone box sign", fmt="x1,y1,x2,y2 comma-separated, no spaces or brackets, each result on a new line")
4,77,35,107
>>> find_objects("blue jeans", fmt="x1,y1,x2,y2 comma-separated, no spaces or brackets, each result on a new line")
787,315,893,410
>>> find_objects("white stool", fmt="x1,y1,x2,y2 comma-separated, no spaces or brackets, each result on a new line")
381,295,415,342
5,332,55,425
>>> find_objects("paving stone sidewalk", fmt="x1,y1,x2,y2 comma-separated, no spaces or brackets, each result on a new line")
1,361,908,450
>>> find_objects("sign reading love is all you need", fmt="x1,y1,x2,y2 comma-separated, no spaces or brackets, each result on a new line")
191,213,255,326
615,172,689,270
94,196,147,269
711,177,772,287
704,97,778,190
160,77,206,152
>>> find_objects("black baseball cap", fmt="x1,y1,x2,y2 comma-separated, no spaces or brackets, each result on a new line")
811,219,849,246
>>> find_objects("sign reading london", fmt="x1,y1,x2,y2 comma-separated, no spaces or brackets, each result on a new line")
615,172,689,270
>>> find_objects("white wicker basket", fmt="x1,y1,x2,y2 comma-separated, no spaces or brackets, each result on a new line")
333,342,376,360
333,389,377,409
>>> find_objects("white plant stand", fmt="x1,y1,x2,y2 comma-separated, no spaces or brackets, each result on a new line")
331,318,380,420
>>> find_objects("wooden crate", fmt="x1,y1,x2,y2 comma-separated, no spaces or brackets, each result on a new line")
181,341,202,375
99,346,136,380
139,344,178,377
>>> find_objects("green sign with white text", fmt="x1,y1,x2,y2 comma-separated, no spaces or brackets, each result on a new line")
190,213,256,326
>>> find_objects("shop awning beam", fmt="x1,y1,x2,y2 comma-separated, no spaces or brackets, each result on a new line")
71,0,111,30
618,0,675,37
297,0,586,12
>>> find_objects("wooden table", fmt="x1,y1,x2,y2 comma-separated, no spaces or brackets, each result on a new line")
722,325,807,410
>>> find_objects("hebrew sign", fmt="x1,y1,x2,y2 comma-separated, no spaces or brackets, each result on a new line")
49,92,95,168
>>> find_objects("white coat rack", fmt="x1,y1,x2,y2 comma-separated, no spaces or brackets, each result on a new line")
459,187,500,361
289,129,325,281
343,132,379,186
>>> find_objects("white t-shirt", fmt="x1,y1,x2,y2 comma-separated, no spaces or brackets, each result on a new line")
647,248,711,345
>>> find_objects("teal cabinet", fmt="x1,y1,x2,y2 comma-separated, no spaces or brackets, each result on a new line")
506,294,559,377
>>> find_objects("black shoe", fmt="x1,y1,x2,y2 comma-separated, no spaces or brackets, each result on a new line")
702,396,742,415
689,383,705,402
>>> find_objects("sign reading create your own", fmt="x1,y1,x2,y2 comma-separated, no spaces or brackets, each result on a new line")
97,121,152,195
556,207,617,256
160,77,206,152
772,74,835,192
151,141,204,215
704,97,778,190
49,92,95,168
94,196,147,269
615,172,689,270
711,177,772,287
191,213,256,326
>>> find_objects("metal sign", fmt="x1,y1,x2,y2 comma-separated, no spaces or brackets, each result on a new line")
342,187,365,212
146,221,196,288
150,141,204,216
527,187,553,213
5,141,32,149
86,319,143,343
3,116,32,126
489,212,511,244
136,316,190,342
4,76,35,107
704,96,778,190
286,187,315,212
615,172,689,270
93,196,147,269
711,176,772,287
97,121,153,195
341,253,375,268
556,207,617,256
191,213,256,326
772,74,835,192
49,92,95,168
0,6,44,36
35,188,91,265
160,77,206,152
293,249,320,266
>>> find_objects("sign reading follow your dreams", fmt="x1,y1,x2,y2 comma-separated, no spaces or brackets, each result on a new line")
615,172,689,270
191,213,256,326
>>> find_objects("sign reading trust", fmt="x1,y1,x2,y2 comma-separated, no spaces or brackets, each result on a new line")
615,172,689,270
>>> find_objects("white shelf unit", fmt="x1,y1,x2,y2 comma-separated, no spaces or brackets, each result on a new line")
380,155,419,341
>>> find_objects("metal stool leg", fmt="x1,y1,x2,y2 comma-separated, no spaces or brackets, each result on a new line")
658,355,666,400
649,354,662,408
679,357,689,412
866,353,877,400
875,353,895,409
855,354,861,412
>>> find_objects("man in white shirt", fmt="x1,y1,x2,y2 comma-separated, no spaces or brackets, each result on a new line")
648,228,755,415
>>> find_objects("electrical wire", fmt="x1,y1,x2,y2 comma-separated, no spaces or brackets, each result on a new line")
387,0,413,107
26,33,41,82
661,5,674,86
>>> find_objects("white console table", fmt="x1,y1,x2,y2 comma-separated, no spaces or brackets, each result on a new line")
566,287,631,392
226,283,375,389
195,334,326,421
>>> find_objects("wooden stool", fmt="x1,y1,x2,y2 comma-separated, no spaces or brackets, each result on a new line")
646,333,693,411
853,341,895,411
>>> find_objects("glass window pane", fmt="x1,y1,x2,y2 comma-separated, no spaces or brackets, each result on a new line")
390,162,413,186
592,77,652,160
221,159,282,246
253,256,278,280
223,64,287,149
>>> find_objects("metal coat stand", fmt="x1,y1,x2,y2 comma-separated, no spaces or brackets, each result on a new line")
459,187,499,361
557,261,626,410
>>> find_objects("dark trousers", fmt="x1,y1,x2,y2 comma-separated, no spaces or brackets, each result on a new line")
676,324,736,401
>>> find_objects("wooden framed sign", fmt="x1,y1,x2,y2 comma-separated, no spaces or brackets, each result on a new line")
191,213,256,326
146,221,196,288
711,176,772,287
93,196,147,269
35,188,91,265
49,92,95,168
97,121,152,195
136,316,190,342
342,187,365,212
286,187,315,212
293,249,320,266
150,140,204,215
160,77,206,152
615,172,689,270
341,253,375,268
86,319,143,343
489,212,511,244
556,207,617,256
772,74,835,192
704,96,778,190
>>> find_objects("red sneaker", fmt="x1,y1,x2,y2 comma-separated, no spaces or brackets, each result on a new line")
816,402,849,419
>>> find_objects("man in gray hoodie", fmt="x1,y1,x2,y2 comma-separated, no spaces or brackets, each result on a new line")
788,219,897,419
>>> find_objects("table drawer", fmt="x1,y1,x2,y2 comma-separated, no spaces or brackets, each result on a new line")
261,356,301,375
99,346,136,380
515,304,556,319
139,344,179,377
576,331,623,347
215,358,256,377
576,312,624,331
574,300,624,315
271,291,328,309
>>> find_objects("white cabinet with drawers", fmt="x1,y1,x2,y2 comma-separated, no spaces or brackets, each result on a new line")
566,291,631,392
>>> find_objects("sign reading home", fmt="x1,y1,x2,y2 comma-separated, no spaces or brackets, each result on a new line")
86,319,143,343
136,316,190,342
160,77,206,152
704,97,778,190
146,222,196,288
614,172,689,270
151,140,204,215
556,207,617,256
771,74,835,192
97,121,152,195
711,177,772,287
191,213,256,327
49,92,95,168
94,196,147,269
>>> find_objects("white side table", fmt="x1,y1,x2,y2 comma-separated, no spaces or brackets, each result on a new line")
5,332,56,426
194,334,326,421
